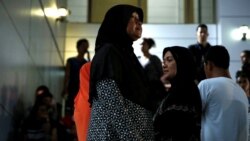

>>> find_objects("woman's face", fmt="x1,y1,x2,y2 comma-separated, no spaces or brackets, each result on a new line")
162,51,177,80
237,76,250,92
126,12,142,41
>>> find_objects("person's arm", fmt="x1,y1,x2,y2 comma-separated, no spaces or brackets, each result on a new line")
86,51,91,61
62,60,70,97
198,81,208,111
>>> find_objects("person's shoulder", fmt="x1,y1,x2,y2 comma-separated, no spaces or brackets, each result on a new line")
207,42,212,47
96,43,117,54
198,78,215,87
92,44,121,62
199,77,231,87
67,57,76,62
150,55,161,61
98,43,116,50
188,43,198,49
67,57,74,60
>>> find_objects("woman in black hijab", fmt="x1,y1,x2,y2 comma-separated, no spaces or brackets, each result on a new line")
153,46,202,141
88,4,155,140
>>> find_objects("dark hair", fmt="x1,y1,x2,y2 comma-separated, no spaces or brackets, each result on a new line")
35,85,53,105
36,85,49,96
242,50,250,57
204,45,230,69
196,24,208,31
162,46,196,81
143,38,155,49
77,38,89,49
236,70,249,79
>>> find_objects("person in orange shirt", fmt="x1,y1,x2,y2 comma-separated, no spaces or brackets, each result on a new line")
74,62,91,141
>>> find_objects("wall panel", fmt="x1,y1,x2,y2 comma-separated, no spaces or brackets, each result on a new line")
0,0,66,140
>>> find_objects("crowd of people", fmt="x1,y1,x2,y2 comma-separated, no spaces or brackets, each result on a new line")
18,4,250,141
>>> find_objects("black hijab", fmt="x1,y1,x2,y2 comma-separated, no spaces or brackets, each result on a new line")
95,4,143,50
89,5,155,111
162,46,202,111
153,46,202,140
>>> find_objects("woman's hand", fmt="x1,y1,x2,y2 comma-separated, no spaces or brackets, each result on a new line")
160,74,171,91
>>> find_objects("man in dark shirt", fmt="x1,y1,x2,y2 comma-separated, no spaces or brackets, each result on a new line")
62,38,90,115
188,24,212,83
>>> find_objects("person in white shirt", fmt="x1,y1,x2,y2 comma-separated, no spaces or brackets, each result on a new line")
198,45,249,141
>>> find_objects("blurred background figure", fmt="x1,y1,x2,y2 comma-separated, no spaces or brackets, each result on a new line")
240,50,250,80
139,37,164,110
236,70,250,104
240,50,250,66
21,102,57,141
35,85,50,96
140,37,163,82
62,38,90,116
188,24,212,83
236,70,250,141
34,85,60,122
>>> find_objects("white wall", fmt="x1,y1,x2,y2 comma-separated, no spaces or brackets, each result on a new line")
217,0,250,80
65,23,99,64
65,23,217,63
67,0,215,24
66,18,250,82
147,0,184,23
0,0,66,140
67,0,88,22
66,0,250,80
134,24,217,59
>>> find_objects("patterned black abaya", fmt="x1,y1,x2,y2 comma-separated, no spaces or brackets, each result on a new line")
88,4,156,140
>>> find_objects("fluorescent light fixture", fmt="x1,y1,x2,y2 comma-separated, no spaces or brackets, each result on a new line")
231,25,250,41
44,7,70,21
239,25,249,41
57,8,70,17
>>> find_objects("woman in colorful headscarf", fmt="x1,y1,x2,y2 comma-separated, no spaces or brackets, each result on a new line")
88,4,159,140
153,46,202,141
